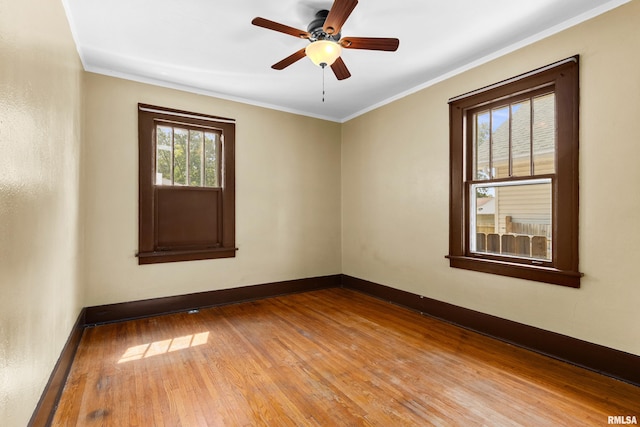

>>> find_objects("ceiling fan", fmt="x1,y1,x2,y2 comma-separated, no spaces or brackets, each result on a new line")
251,0,399,80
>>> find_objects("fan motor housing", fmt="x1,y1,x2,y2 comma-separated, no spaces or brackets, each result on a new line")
307,10,340,42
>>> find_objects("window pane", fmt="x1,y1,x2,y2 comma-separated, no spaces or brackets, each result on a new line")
511,100,531,176
471,181,552,261
189,130,203,186
156,126,173,185
533,93,555,175
474,111,490,180
204,132,219,188
491,106,510,178
173,128,188,186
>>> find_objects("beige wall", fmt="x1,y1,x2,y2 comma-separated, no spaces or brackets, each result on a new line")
0,0,84,425
82,74,342,306
342,1,640,356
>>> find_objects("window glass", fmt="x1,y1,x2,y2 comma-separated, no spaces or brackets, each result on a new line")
173,128,188,186
189,130,203,186
469,94,555,263
155,125,222,188
474,111,491,180
471,180,552,261
204,132,219,188
156,126,173,185
491,106,510,179
533,93,556,175
511,100,531,176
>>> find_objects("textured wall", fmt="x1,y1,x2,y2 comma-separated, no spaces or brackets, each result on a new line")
341,1,640,356
0,0,84,425
81,73,342,306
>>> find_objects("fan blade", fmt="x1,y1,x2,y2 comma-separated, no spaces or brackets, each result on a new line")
252,17,310,39
272,48,307,70
330,57,351,80
323,0,358,35
340,37,399,51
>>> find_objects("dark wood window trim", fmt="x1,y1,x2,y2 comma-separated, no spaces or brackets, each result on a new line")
138,104,236,264
447,56,581,287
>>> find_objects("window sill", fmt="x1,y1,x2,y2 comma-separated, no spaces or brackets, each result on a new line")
446,255,582,288
137,247,237,265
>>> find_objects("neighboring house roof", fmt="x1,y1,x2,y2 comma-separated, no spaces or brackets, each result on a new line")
476,196,495,215
477,93,555,166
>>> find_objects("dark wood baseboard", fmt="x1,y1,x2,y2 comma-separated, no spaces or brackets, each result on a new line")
28,309,86,427
85,274,342,325
341,274,640,387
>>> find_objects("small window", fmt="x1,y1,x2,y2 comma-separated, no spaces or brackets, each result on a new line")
138,104,236,264
155,125,221,187
447,57,581,287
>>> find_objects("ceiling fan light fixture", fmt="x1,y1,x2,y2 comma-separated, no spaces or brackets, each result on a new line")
305,40,342,67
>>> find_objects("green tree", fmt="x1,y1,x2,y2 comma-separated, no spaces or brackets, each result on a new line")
204,132,219,187
173,128,188,185
189,131,203,186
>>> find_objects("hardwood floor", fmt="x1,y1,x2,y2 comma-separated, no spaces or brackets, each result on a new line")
53,288,640,426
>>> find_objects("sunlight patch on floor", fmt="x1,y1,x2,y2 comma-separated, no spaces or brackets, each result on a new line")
118,332,210,363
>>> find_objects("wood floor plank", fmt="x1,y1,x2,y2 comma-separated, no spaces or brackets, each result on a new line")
52,288,640,426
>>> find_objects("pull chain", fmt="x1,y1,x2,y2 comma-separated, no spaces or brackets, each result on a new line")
322,63,326,102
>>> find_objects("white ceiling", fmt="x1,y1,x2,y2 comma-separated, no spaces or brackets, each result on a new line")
63,0,628,122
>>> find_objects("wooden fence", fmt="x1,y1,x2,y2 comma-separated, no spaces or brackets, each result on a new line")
476,233,548,259
506,216,550,239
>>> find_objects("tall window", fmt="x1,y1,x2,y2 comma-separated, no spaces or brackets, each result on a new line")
138,104,236,264
447,57,581,287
